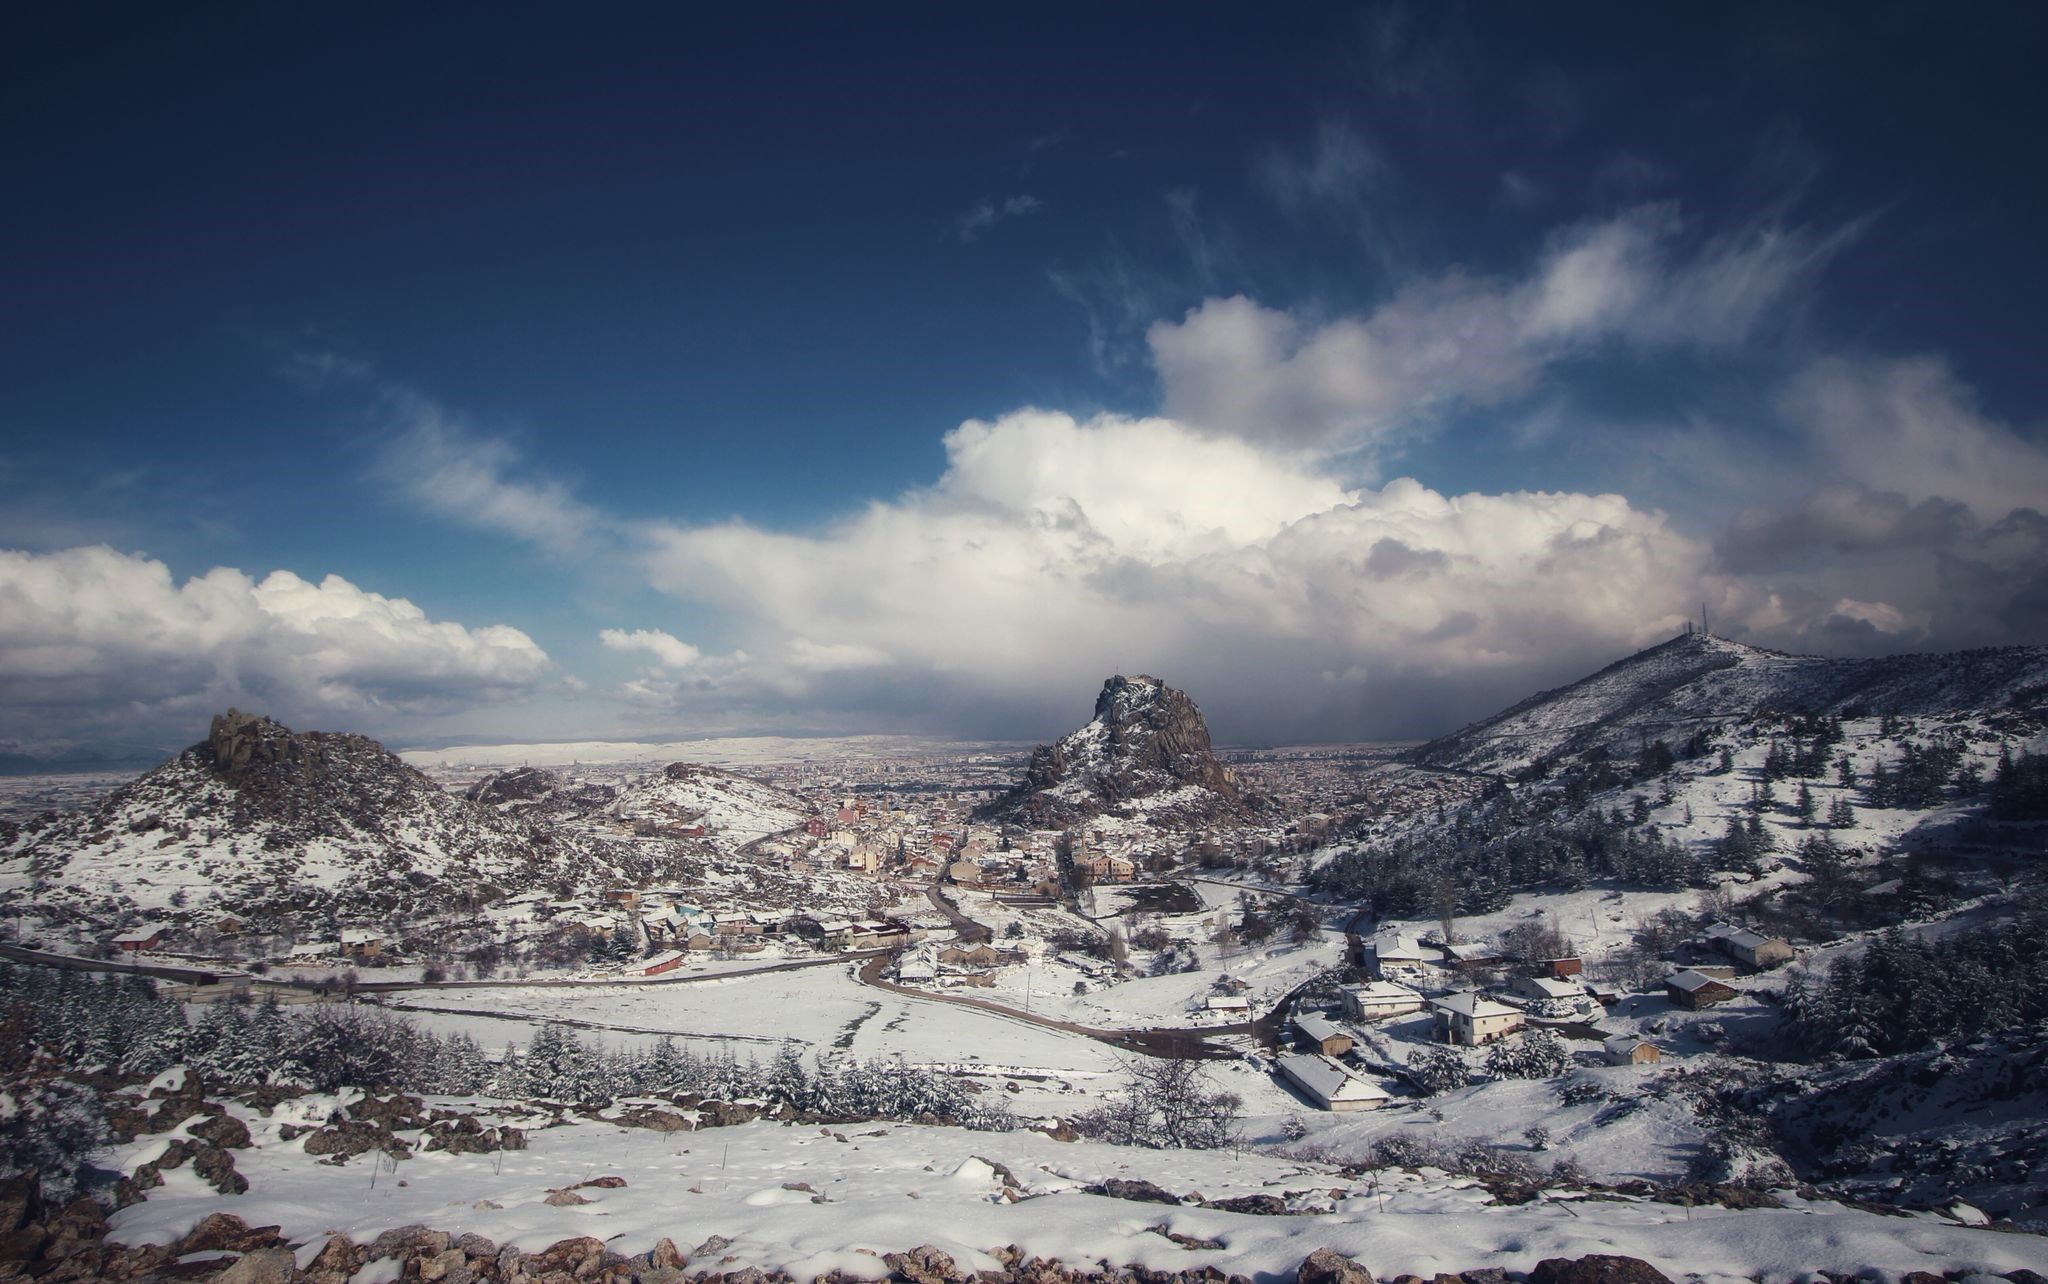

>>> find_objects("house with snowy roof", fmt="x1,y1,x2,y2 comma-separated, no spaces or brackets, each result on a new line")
1701,922,1794,970
1509,975,1589,1005
338,928,388,960
111,924,166,952
1292,1011,1354,1057
1666,969,1739,1009
1276,1053,1391,1112
1431,991,1524,1046
1603,1034,1663,1066
631,949,688,977
1340,980,1426,1021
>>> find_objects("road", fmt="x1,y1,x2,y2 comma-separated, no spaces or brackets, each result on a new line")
924,879,991,944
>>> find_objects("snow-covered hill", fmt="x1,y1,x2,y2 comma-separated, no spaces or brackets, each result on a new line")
982,675,1254,828
0,711,680,930
1412,631,2048,778
606,761,811,851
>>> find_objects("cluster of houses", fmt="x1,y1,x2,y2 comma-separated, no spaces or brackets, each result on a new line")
1264,917,1800,1111
890,939,1028,987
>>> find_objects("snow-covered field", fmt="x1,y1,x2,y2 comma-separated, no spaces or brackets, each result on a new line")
401,735,1025,771
107,1105,2040,1283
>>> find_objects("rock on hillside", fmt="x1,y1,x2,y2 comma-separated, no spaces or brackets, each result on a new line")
981,675,1253,828
608,762,811,851
1412,631,2048,778
0,710,682,930
464,765,618,823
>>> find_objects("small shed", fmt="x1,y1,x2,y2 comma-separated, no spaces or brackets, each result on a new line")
1292,1012,1354,1057
1276,1053,1391,1112
1602,1034,1663,1066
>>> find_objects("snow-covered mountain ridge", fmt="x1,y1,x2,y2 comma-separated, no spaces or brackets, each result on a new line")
1412,632,2048,778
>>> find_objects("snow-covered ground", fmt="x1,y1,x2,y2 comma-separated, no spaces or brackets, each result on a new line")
106,1105,2040,1283
401,735,1024,771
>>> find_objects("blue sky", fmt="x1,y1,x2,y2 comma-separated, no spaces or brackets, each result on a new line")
4,4,2047,761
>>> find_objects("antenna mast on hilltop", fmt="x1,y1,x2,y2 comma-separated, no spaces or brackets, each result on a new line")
1701,602,1710,638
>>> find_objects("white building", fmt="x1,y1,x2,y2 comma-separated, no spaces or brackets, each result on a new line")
1341,981,1426,1021
1431,991,1524,1046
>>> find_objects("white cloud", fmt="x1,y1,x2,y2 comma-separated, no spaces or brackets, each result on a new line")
635,410,1708,737
1149,204,1849,452
1783,354,2048,520
0,546,552,750
374,390,603,549
598,627,701,669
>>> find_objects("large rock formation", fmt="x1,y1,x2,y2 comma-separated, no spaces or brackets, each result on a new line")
1,712,684,930
981,675,1252,827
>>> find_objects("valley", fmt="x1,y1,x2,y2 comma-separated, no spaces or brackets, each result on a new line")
1,632,2045,1283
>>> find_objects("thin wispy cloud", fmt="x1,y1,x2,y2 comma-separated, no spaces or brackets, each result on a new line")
372,389,608,553
953,194,1043,243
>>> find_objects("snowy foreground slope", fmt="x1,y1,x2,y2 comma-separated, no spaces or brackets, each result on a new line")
1413,632,2048,777
107,1103,2040,1284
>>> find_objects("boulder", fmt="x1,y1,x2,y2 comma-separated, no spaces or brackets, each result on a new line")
173,1213,281,1256
885,1244,964,1284
210,1247,298,1284
1095,1179,1181,1205
1527,1257,1674,1284
190,1112,253,1150
1297,1248,1375,1284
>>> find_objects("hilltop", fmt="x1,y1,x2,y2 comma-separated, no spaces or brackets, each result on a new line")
1411,631,2048,779
981,674,1253,828
0,710,684,929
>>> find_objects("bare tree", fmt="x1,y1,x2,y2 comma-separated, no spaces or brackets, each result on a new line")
1072,1058,1242,1149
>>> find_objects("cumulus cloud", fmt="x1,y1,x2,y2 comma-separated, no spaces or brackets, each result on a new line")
1705,353,2048,654
0,546,552,752
633,409,1708,738
1149,204,1850,452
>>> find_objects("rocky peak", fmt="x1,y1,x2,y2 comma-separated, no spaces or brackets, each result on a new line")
982,675,1248,827
204,708,356,787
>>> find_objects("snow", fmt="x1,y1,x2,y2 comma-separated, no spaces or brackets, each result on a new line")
102,1110,2043,1283
400,735,1022,771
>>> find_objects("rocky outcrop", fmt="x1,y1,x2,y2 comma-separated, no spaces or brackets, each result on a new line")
465,765,618,820
3,710,688,929
982,675,1253,827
